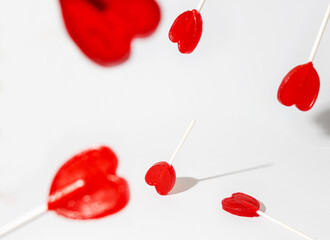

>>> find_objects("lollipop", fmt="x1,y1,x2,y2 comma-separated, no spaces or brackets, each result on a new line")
59,0,161,66
222,193,315,240
0,146,129,237
277,2,330,111
145,120,196,195
169,0,206,53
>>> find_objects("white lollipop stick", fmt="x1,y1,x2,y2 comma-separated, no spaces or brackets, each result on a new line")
308,2,330,62
257,210,315,240
0,205,47,238
196,0,206,12
168,120,196,166
0,179,85,238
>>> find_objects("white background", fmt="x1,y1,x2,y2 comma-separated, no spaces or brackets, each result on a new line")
0,0,329,239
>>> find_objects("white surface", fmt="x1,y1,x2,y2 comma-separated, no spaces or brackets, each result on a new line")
0,0,329,239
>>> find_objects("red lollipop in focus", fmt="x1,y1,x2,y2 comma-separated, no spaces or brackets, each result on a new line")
0,146,129,237
278,3,330,111
222,193,315,240
169,0,206,53
59,0,161,66
145,161,176,195
145,120,196,195
222,192,260,217
278,62,319,111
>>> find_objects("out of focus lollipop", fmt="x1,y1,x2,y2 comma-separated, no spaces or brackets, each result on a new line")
0,146,129,237
59,0,161,66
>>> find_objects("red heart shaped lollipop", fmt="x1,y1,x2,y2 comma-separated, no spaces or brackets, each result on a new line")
222,192,260,217
0,146,129,237
169,9,203,54
221,192,316,239
277,1,330,112
48,146,129,219
277,62,320,111
145,120,196,195
145,162,176,195
59,0,161,66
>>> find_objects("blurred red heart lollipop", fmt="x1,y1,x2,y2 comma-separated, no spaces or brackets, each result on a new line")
59,0,161,66
277,3,330,111
145,120,196,195
169,0,206,53
0,146,129,237
48,146,129,219
222,193,315,240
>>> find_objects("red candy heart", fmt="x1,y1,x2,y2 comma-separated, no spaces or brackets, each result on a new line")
145,161,176,195
169,9,203,54
277,62,320,111
48,146,129,219
222,193,260,217
59,0,161,66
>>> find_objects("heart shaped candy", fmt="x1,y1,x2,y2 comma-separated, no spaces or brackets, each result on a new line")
277,62,320,111
222,193,260,217
169,9,203,54
145,161,176,195
48,146,129,219
59,0,161,66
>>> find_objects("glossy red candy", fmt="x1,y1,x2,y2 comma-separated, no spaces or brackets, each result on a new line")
145,161,176,195
222,193,260,217
48,146,129,219
59,0,161,66
277,62,320,111
169,9,203,54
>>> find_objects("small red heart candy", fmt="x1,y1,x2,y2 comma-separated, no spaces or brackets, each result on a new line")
145,161,176,195
59,0,161,66
277,62,320,111
222,193,260,217
48,146,129,219
169,9,203,54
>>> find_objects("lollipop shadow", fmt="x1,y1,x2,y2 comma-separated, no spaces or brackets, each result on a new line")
258,200,267,212
314,107,330,136
169,177,199,194
169,164,272,195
